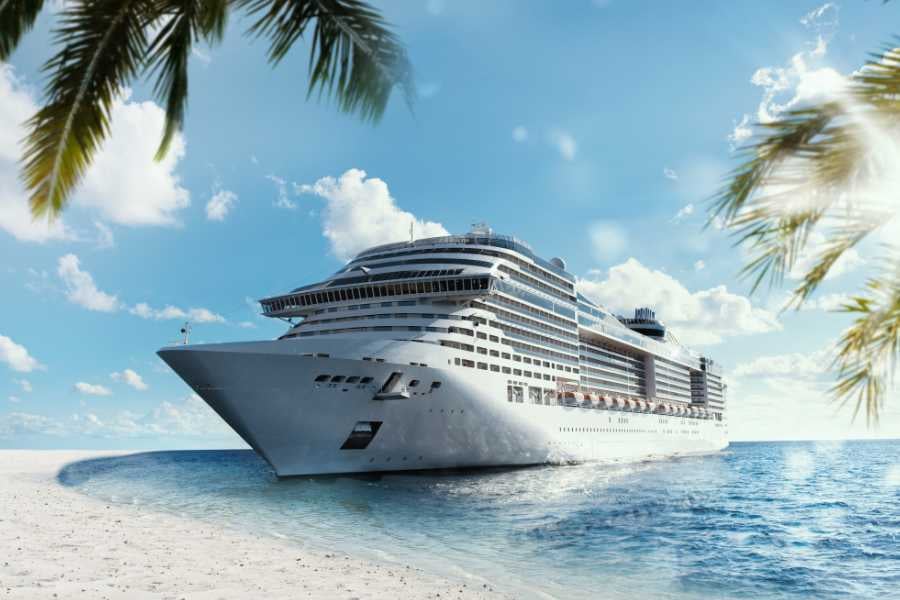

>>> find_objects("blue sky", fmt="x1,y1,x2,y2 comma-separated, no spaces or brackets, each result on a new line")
1,0,898,447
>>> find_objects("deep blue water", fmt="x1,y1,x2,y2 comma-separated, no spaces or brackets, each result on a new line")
58,441,900,599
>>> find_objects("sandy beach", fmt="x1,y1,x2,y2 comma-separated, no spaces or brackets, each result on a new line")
0,450,510,600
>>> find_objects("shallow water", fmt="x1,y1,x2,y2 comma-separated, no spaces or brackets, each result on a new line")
59,441,900,599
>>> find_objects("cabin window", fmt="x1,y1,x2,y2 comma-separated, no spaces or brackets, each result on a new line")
408,379,420,388
490,364,500,372
477,362,488,370
331,375,345,383
360,376,374,384
346,376,360,383
431,381,442,389
502,366,511,374
314,374,330,382
490,335,499,343
462,359,475,368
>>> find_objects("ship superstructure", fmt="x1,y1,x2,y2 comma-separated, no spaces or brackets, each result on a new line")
160,226,727,476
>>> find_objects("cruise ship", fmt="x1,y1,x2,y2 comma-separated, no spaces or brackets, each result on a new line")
159,226,728,476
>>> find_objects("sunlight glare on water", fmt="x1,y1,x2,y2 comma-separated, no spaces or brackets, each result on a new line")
58,441,900,600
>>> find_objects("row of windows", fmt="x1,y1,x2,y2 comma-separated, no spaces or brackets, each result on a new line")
263,276,491,313
492,321,580,355
454,357,560,381
344,246,575,291
503,338,580,367
471,301,578,341
580,339,645,368
339,256,493,274
283,325,449,339
486,295,576,330
329,268,464,287
297,311,465,332
494,280,576,320
579,364,646,388
497,264,575,303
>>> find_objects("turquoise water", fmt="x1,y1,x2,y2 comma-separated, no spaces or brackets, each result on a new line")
59,441,900,599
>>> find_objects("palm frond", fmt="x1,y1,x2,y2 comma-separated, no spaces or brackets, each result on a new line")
238,0,413,122
146,0,228,160
22,0,150,217
0,0,44,60
832,263,900,425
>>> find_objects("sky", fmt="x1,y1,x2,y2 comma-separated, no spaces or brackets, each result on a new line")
1,0,899,448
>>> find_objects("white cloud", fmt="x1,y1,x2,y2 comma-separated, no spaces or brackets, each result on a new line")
798,292,851,311
0,65,77,243
191,47,211,65
93,221,114,249
663,167,678,180
0,394,235,439
129,303,225,323
800,3,838,29
297,168,448,261
578,258,781,345
13,378,32,393
548,129,577,160
205,189,237,221
74,381,112,396
512,126,528,143
74,90,190,226
57,254,120,312
587,221,627,262
673,203,695,222
728,114,753,149
268,174,296,210
0,412,66,437
110,368,148,391
694,259,706,271
733,349,829,378
8,395,20,403
0,334,43,372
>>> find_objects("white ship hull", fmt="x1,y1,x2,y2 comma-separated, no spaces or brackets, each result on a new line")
159,336,728,477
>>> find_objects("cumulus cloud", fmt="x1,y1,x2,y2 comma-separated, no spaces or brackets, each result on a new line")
663,167,678,180
57,254,120,312
694,259,706,271
110,368,148,391
0,412,66,437
0,394,233,439
578,258,781,345
75,90,190,226
205,189,237,221
129,303,225,323
268,174,296,210
0,334,43,372
297,168,449,261
730,3,843,145
512,126,528,142
728,114,752,149
0,66,76,243
548,129,577,160
587,221,627,262
0,68,189,241
673,203,695,222
74,382,112,396
733,349,828,378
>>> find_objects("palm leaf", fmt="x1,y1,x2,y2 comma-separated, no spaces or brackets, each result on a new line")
832,264,900,424
0,0,44,60
146,0,228,160
22,0,150,217
238,0,414,122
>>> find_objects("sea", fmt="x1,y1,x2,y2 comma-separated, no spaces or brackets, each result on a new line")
58,441,900,599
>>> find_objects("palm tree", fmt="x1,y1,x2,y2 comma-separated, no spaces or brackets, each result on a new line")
0,0,413,217
711,42,900,424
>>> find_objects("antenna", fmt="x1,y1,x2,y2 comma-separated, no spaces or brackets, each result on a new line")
180,322,192,345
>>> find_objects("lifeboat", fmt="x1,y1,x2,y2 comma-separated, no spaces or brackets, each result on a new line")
646,401,657,413
636,400,647,412
614,396,626,409
666,404,675,415
626,398,637,410
602,396,614,409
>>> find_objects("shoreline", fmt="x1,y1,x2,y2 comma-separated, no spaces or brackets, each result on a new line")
0,450,511,599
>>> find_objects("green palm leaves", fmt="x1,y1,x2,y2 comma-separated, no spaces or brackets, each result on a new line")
5,0,413,219
712,44,900,423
